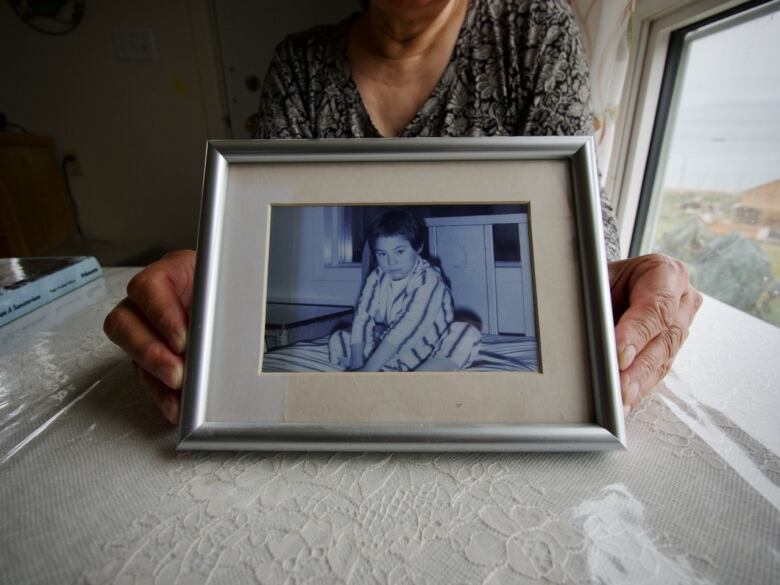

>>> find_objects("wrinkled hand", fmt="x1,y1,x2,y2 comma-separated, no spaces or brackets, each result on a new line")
103,250,196,424
609,253,702,416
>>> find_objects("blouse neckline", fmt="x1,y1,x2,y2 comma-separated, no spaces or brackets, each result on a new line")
336,0,476,138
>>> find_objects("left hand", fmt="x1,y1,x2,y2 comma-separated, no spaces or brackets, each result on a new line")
608,254,703,416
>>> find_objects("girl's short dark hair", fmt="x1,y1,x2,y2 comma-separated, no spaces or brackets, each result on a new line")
367,209,425,254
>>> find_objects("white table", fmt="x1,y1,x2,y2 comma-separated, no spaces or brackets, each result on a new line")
1,268,779,584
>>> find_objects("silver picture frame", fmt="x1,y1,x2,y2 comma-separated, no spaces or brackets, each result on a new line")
178,137,625,452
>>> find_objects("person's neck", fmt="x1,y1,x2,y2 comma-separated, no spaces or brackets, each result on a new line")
347,0,469,136
358,0,468,62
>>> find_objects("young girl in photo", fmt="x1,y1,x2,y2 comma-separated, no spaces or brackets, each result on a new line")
329,209,481,372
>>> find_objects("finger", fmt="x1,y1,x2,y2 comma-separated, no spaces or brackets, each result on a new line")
104,299,184,389
614,259,690,370
133,362,181,424
621,288,700,408
126,272,187,355
615,294,677,371
125,251,196,355
622,356,675,417
621,348,672,415
682,287,705,325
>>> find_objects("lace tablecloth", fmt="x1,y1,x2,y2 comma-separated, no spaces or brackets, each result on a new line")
1,268,778,584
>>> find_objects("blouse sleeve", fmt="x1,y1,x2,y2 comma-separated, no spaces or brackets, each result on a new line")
350,270,380,346
516,0,621,260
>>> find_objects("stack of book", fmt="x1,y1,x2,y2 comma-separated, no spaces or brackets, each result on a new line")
0,256,102,327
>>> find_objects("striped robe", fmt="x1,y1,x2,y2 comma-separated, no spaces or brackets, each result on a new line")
329,258,481,371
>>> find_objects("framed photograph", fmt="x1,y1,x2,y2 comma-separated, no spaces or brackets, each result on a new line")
178,137,625,452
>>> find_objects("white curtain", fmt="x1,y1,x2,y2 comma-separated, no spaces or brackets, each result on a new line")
569,0,635,176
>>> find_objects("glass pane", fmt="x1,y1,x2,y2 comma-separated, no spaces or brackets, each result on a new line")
645,6,780,327
492,224,521,262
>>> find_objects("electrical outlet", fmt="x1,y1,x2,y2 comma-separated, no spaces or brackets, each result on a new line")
62,150,83,177
114,27,157,61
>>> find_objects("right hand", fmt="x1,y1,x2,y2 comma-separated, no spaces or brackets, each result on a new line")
103,249,197,424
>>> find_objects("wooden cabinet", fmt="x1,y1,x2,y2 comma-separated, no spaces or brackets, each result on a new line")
0,133,77,256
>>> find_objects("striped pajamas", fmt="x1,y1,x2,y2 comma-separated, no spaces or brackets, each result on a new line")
328,258,481,371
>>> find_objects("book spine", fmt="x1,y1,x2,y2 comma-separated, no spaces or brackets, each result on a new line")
43,256,103,299
0,280,47,326
0,257,103,327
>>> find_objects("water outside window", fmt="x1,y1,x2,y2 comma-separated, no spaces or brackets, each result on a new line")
643,5,780,327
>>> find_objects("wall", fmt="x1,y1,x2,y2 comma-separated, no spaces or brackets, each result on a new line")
0,0,228,252
214,0,357,139
267,206,362,306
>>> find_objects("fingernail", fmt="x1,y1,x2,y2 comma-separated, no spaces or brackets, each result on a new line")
623,403,632,418
161,399,179,425
160,365,183,389
170,331,187,355
619,345,636,370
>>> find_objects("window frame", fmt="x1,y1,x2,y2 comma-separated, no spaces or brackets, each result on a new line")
604,0,771,257
323,206,363,268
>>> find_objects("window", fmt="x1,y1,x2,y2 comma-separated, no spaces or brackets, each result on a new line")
629,0,780,326
323,206,368,265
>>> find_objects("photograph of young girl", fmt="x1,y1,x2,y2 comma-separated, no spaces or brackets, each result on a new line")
262,204,539,373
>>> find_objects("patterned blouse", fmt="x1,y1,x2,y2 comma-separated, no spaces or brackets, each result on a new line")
254,0,620,260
